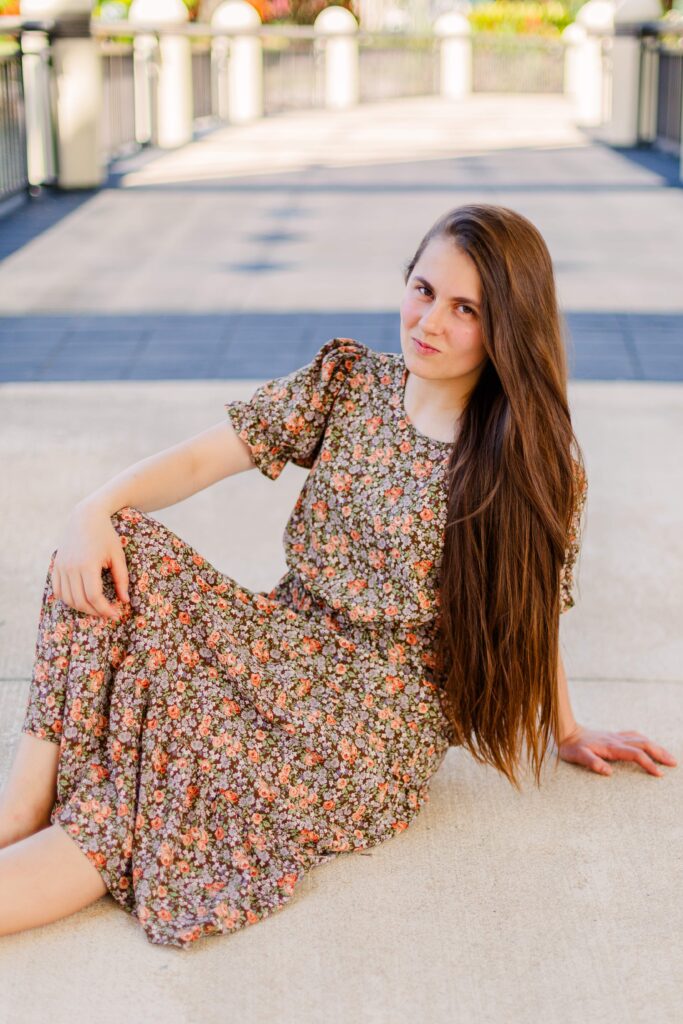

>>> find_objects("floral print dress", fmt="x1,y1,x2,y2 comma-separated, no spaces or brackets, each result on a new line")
21,337,586,948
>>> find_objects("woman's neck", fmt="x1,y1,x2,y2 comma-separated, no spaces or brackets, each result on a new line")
403,369,475,442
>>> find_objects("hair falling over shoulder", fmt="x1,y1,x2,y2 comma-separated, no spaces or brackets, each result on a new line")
404,204,587,791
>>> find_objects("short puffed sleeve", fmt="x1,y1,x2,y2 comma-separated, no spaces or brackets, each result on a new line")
224,337,367,481
559,459,588,614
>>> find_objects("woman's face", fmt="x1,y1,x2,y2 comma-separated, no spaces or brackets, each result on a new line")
400,234,488,383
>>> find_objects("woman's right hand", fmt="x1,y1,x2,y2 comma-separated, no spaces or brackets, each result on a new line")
50,503,131,620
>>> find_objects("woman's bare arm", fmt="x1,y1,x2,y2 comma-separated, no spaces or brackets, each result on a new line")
48,420,256,620
77,419,256,517
554,650,577,746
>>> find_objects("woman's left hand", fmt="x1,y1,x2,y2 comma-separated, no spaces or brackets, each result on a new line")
558,724,678,777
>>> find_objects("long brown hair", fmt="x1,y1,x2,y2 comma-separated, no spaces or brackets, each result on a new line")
403,204,586,790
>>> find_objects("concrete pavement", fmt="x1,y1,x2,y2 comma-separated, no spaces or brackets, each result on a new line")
0,95,681,382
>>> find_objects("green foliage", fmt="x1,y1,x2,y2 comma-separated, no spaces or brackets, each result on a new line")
468,1,573,37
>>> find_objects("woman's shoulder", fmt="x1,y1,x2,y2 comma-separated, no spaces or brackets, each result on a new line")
313,337,386,364
314,337,400,379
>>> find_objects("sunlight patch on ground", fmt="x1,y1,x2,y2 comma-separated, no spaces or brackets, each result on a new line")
119,95,589,188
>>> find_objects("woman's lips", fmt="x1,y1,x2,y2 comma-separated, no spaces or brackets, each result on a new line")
413,337,439,354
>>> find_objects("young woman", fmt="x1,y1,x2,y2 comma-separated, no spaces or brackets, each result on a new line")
0,204,676,948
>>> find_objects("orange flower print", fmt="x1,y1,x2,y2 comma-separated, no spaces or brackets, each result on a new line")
147,648,167,670
180,642,200,668
87,669,104,693
301,636,322,655
251,639,271,664
384,485,403,504
413,559,433,579
331,472,353,494
339,737,359,765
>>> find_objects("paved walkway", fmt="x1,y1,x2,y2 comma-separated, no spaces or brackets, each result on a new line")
0,95,681,381
1,95,682,1024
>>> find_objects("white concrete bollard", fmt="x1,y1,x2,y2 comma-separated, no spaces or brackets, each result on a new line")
562,22,586,102
574,0,615,126
20,28,57,187
434,11,472,101
131,31,157,145
21,0,104,188
129,0,193,149
211,0,263,123
599,0,663,146
314,6,359,110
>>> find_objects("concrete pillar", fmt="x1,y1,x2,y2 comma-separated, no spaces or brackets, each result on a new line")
574,0,616,126
636,28,659,144
131,30,157,145
20,26,57,186
434,11,472,101
599,0,662,146
21,0,105,189
314,6,359,110
562,22,586,102
211,0,263,123
129,0,193,149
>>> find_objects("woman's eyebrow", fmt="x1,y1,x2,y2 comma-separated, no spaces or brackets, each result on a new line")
412,275,480,308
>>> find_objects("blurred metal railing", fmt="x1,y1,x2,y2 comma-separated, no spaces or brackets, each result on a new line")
191,41,212,120
100,41,136,161
0,33,29,202
92,21,569,162
261,31,321,114
638,19,683,154
472,33,565,94
94,23,450,133
359,33,439,101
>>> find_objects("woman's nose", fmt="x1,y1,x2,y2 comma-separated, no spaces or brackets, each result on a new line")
420,304,445,335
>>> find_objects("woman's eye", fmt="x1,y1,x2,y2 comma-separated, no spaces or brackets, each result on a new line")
457,304,475,316
416,285,431,297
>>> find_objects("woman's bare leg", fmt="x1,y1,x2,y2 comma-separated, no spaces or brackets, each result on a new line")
0,822,107,937
0,733,60,848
